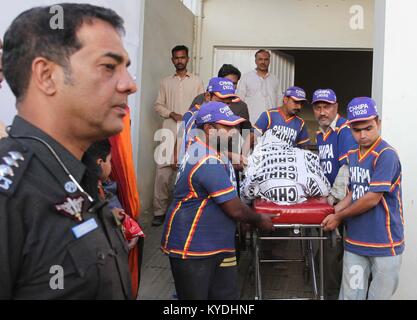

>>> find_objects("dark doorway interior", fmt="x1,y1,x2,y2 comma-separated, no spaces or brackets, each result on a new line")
276,50,373,139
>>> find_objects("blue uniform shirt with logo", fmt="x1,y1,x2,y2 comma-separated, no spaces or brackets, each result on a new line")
161,137,238,259
253,108,310,147
316,115,357,185
345,137,405,257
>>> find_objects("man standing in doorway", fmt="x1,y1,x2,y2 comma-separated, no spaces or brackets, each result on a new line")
153,45,204,226
237,49,279,123
312,89,356,299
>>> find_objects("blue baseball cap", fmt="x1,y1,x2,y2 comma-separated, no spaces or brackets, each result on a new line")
312,89,337,104
285,86,307,101
347,97,379,123
207,77,239,100
195,101,246,127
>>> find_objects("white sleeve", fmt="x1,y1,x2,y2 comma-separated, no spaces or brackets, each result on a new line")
330,165,350,201
237,75,248,101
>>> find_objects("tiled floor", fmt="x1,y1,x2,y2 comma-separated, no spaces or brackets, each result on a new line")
137,211,176,300
137,212,317,300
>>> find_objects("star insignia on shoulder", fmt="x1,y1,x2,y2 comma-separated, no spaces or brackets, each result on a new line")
0,151,25,191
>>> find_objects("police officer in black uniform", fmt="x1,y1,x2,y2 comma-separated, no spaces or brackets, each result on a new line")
0,4,137,299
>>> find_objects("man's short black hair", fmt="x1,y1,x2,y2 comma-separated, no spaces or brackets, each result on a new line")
86,139,112,162
2,3,125,102
172,45,189,57
218,64,241,81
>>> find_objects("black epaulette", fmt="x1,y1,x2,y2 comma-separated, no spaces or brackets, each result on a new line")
0,137,33,197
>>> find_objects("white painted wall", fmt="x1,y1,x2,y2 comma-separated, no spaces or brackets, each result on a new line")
373,0,417,300
213,48,259,77
137,0,195,211
198,0,375,84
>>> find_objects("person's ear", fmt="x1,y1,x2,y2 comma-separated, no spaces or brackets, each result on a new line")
203,123,212,130
334,103,339,112
204,92,211,102
204,123,215,133
31,57,60,96
97,158,103,166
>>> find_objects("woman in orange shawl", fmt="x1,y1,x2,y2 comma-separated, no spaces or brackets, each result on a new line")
109,107,143,298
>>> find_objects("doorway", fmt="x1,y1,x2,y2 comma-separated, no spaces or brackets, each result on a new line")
278,49,373,139
213,47,373,140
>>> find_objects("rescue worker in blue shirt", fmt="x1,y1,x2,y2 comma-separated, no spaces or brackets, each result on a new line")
180,77,249,175
161,101,273,300
242,86,310,156
180,77,242,160
312,89,357,299
322,97,404,300
313,89,357,190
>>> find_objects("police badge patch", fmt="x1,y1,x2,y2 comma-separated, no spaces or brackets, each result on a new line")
55,196,86,222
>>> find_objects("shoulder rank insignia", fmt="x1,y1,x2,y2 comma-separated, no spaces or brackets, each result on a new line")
0,164,15,177
0,166,14,190
3,155,20,168
0,150,31,196
55,196,85,222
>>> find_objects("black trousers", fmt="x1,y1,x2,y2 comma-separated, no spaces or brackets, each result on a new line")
169,253,239,300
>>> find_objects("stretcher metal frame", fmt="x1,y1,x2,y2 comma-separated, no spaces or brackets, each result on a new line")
253,223,329,300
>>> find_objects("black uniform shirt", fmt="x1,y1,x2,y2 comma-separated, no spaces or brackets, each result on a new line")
0,116,132,300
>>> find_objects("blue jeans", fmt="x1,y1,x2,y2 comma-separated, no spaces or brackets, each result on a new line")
339,251,402,300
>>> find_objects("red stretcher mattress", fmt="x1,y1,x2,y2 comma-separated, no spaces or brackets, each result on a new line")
253,197,334,224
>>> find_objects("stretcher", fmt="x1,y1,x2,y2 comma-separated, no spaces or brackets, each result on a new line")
252,197,336,300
